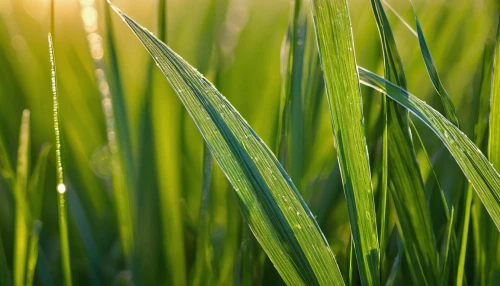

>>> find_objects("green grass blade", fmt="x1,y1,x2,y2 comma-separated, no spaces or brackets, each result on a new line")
277,0,307,184
370,1,439,284
440,207,454,286
310,1,379,285
489,16,500,171
108,3,344,285
103,0,135,182
457,186,473,286
28,144,52,220
25,221,42,286
408,0,459,126
136,0,187,283
80,0,135,268
13,109,30,286
0,234,9,286
192,144,214,286
48,33,72,286
0,131,14,188
25,144,51,286
359,67,500,228
470,45,496,286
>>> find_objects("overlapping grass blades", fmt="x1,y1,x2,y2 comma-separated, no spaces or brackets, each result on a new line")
369,1,438,284
469,40,497,286
310,0,379,285
359,67,500,229
108,3,344,285
2,111,52,286
277,0,307,182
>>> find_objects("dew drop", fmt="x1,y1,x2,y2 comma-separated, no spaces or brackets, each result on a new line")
57,183,67,194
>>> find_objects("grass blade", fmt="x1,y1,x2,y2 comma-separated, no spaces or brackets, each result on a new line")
440,208,455,285
25,144,51,286
27,144,51,219
0,235,9,286
192,144,214,286
0,131,14,188
359,67,500,229
310,0,379,284
13,110,30,286
48,33,72,286
100,0,136,265
489,16,500,172
277,0,307,184
408,0,459,126
369,1,439,284
25,221,42,286
109,3,344,284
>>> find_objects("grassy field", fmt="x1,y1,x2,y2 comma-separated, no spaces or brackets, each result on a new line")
0,0,499,285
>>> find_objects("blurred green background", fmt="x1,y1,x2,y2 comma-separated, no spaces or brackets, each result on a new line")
0,0,498,284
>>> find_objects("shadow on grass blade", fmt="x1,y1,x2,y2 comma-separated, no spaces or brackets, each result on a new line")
108,2,344,285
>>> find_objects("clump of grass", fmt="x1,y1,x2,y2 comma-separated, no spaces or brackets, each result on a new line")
0,0,499,285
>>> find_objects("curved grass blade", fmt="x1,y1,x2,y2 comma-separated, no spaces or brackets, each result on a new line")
13,110,30,286
48,33,72,286
408,0,459,126
359,67,500,229
109,3,344,285
310,0,379,285
370,1,439,284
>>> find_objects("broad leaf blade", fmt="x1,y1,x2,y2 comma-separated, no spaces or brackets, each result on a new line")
109,3,344,285
310,0,379,285
359,67,500,229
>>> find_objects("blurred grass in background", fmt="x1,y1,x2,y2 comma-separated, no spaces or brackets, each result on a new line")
0,0,499,285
